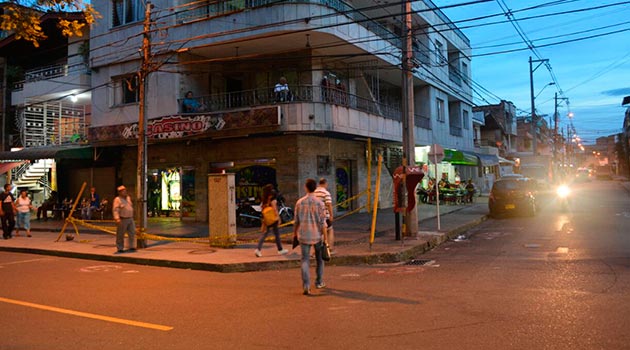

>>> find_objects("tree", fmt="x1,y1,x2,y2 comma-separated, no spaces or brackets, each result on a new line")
0,1,99,47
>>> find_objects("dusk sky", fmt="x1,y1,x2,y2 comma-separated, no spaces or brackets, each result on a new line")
437,0,630,144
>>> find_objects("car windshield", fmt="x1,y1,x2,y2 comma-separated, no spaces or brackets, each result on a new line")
493,180,530,191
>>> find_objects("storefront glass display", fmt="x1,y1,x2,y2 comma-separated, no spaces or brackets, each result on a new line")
147,167,195,218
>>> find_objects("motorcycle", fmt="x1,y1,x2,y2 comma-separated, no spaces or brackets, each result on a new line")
236,194,294,228
555,184,571,211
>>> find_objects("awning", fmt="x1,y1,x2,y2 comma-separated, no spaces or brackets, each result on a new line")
0,162,24,175
442,149,479,166
0,146,92,161
476,153,500,167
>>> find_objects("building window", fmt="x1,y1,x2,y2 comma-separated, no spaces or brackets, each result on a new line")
434,40,446,66
463,110,470,130
461,62,469,85
112,75,140,106
112,0,145,27
437,98,445,122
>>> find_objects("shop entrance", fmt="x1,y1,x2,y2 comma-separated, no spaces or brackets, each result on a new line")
335,160,354,212
147,167,195,219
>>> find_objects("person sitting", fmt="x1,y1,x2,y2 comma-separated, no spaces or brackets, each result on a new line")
182,91,205,112
274,77,292,102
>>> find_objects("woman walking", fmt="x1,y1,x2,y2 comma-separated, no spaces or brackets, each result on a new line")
15,189,34,237
254,184,289,257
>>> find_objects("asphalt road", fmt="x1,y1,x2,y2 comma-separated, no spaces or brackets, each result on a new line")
1,180,628,350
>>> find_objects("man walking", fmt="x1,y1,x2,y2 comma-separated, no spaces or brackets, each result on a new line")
293,178,328,295
314,177,334,252
112,185,136,253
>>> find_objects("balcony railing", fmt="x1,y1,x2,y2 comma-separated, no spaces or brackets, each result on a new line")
179,84,402,121
449,125,462,137
13,62,89,91
414,114,431,129
175,0,401,49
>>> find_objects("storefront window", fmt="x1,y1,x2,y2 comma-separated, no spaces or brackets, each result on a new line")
147,167,195,218
210,159,277,204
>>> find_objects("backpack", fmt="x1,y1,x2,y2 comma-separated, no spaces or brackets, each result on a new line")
261,205,279,226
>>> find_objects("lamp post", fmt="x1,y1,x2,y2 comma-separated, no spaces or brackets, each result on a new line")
529,56,549,155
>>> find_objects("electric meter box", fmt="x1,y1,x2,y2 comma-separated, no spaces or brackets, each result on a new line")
208,173,237,245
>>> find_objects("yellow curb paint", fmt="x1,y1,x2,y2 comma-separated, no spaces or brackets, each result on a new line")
0,297,173,331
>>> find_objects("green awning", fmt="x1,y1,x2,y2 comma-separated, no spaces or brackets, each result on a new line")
442,149,479,166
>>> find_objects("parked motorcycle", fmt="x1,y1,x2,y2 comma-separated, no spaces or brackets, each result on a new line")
236,194,294,228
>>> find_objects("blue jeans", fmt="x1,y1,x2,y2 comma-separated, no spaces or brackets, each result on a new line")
257,221,283,251
300,241,324,289
17,212,31,230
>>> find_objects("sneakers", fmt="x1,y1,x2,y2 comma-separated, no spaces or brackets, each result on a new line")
303,288,311,295
254,249,262,257
315,282,326,289
278,248,289,255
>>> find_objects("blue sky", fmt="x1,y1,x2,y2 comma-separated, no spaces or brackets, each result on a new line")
437,0,630,144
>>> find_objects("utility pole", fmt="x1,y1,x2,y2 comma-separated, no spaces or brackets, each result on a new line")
553,93,568,179
401,0,417,237
136,2,153,248
529,56,548,155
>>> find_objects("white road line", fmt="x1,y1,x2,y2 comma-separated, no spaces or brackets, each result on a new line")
0,258,55,266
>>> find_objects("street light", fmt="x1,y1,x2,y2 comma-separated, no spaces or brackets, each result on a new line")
535,82,555,100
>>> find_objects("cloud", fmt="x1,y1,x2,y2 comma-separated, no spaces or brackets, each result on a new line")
601,88,630,97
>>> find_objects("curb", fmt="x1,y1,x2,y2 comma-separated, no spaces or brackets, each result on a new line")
0,215,489,273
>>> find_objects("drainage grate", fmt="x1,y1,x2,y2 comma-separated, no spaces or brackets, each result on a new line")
404,259,434,266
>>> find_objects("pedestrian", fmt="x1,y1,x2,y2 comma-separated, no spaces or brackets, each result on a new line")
314,177,335,253
254,184,289,257
293,178,328,295
112,185,136,253
81,187,101,220
15,189,34,237
0,184,17,239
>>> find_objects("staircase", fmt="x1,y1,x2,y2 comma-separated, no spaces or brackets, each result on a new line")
11,159,53,191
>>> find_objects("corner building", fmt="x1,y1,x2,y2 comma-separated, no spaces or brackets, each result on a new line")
89,0,474,222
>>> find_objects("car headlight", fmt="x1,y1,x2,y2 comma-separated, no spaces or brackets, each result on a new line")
556,185,571,198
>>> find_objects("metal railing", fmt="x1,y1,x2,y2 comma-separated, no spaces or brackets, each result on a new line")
179,84,402,121
414,114,431,129
449,125,462,137
13,62,89,90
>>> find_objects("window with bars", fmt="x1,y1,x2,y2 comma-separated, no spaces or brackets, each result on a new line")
112,0,145,27
112,75,140,106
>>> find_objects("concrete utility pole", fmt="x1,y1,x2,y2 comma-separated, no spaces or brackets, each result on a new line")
553,93,568,177
136,2,153,248
529,56,548,155
401,0,417,236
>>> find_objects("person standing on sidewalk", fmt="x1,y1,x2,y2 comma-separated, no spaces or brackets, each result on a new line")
15,189,34,237
314,178,335,253
293,178,328,295
0,184,17,240
255,184,289,257
112,185,136,253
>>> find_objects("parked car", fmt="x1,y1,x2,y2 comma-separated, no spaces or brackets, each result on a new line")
489,177,537,218
575,167,592,182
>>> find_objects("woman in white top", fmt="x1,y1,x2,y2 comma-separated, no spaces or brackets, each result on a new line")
15,189,34,237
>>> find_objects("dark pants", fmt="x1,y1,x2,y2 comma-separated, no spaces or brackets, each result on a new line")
2,212,16,238
257,221,283,251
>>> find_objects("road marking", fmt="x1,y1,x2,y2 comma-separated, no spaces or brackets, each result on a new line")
0,258,55,266
556,247,569,254
0,296,173,331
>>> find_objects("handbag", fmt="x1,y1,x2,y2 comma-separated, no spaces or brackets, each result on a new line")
321,242,331,262
261,205,279,226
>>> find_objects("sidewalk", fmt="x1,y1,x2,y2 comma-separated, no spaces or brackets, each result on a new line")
0,197,489,272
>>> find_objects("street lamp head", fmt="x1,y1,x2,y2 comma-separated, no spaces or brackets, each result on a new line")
567,112,574,118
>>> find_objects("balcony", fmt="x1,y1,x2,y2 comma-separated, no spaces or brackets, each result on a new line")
178,84,402,121
414,114,431,130
449,125,462,137
13,62,89,91
174,0,401,49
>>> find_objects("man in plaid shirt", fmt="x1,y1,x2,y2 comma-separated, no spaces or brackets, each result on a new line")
293,178,328,295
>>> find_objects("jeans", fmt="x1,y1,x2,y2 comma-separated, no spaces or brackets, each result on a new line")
257,221,283,251
301,241,324,289
17,212,31,230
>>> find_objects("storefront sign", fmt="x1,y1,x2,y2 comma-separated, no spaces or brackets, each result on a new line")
88,106,281,143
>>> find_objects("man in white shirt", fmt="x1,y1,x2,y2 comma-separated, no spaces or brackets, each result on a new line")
112,185,136,253
314,178,334,252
